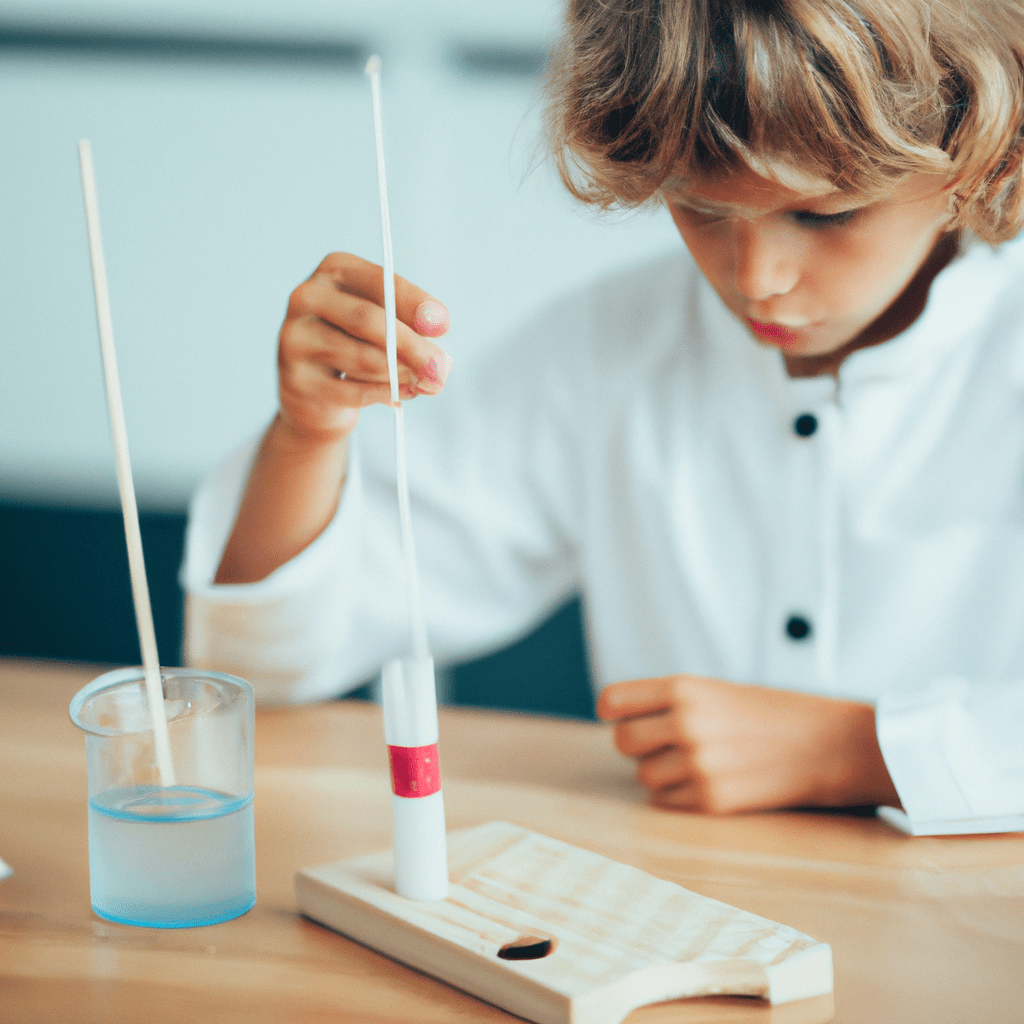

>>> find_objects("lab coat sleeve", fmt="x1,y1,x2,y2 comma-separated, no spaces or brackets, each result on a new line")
181,433,373,703
876,677,1024,827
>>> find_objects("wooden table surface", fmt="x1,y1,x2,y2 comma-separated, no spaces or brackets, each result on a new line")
2,658,1023,1024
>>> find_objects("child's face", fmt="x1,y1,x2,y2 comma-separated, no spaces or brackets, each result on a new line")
665,163,955,371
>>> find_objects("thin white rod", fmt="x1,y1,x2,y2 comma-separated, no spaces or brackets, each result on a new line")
78,139,176,786
366,55,400,406
393,405,429,658
365,57,430,660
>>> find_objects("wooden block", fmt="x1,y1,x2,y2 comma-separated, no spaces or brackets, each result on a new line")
295,821,833,1024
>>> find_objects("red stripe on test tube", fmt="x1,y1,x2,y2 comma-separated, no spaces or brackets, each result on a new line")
388,743,441,798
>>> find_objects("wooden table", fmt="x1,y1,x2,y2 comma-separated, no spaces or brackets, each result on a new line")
2,658,1022,1023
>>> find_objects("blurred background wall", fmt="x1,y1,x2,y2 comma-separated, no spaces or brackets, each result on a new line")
0,0,678,715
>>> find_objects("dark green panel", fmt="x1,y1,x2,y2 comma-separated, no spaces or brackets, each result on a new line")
0,502,594,719
0,502,186,666
448,598,596,720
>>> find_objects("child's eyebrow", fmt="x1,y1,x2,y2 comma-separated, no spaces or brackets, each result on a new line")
666,191,869,219
666,194,764,219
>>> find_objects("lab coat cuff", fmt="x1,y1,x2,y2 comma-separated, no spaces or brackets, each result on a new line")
875,679,973,828
876,677,1024,833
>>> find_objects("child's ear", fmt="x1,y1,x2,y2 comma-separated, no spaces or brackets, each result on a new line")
946,187,965,229
935,174,963,226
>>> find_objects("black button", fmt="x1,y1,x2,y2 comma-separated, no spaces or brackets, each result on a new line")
785,615,812,640
793,413,818,437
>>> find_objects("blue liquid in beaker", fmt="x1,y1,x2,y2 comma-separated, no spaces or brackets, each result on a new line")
88,785,256,928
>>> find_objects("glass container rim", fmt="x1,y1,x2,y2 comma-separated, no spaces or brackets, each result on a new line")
69,666,254,737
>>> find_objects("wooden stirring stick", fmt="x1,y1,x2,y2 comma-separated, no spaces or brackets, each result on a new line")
78,140,176,787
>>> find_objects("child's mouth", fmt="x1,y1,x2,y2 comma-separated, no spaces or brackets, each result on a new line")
746,319,802,345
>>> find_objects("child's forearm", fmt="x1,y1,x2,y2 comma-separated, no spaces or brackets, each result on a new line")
215,413,351,585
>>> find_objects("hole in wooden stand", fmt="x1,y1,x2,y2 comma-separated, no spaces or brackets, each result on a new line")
497,935,555,961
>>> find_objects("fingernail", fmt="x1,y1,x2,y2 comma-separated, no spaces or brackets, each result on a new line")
414,299,450,337
417,351,452,394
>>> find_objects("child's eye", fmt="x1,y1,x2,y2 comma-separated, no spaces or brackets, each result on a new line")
791,208,859,228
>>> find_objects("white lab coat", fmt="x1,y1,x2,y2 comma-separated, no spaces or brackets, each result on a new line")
183,236,1024,831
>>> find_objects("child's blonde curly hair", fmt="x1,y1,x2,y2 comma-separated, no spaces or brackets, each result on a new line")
545,0,1024,242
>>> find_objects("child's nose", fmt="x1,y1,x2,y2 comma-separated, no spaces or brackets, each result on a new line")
733,221,800,301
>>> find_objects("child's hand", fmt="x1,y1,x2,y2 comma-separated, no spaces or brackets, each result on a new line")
214,254,451,585
278,252,452,443
597,675,901,814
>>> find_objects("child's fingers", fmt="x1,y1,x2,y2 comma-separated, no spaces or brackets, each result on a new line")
649,779,703,810
331,373,418,406
610,709,680,758
286,355,429,414
312,252,450,337
278,359,380,438
292,278,449,384
637,751,741,814
298,316,422,389
412,298,450,338
597,677,682,721
634,746,694,793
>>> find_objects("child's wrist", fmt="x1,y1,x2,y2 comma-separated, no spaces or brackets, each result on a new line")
820,700,901,808
271,409,356,456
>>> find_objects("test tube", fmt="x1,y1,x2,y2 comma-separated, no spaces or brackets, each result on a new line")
382,656,449,901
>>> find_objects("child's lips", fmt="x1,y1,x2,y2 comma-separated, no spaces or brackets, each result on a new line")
746,318,804,344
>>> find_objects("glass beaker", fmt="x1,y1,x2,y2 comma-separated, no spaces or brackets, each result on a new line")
69,667,256,927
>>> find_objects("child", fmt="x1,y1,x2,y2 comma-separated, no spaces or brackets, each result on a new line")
184,0,1024,825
